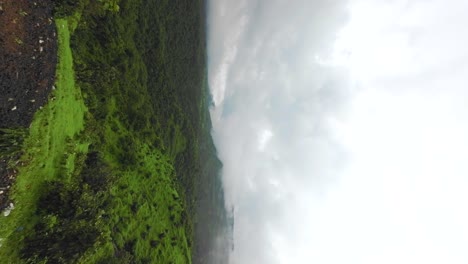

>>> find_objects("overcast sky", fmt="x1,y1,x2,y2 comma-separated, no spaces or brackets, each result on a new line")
207,0,468,263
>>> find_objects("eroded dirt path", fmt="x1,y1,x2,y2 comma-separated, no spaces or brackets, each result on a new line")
0,0,57,210
0,0,57,127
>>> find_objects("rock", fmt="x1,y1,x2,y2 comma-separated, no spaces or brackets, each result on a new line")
3,203,14,217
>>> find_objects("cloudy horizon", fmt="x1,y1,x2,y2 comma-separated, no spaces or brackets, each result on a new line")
207,0,468,263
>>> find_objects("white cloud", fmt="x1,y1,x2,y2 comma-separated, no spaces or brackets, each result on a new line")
208,0,468,263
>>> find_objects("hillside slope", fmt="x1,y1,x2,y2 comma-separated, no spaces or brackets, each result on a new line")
0,0,230,263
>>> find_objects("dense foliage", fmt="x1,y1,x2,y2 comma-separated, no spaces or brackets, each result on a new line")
0,0,231,263
21,152,111,263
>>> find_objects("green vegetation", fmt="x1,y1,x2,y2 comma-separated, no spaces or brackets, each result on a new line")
0,19,88,262
0,128,27,159
0,0,230,263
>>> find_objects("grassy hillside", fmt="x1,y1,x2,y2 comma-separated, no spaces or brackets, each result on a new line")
0,0,231,263
0,18,89,262
0,0,230,263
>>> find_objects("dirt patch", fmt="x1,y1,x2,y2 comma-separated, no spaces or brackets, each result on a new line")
0,0,57,128
0,0,57,210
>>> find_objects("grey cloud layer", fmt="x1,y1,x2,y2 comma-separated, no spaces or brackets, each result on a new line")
208,0,468,263
208,1,350,263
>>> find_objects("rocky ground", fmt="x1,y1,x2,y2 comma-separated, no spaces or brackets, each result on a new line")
0,0,56,210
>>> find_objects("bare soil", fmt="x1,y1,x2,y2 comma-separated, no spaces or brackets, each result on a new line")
0,0,57,209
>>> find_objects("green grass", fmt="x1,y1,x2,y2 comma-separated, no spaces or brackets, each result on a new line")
0,0,230,262
75,112,191,263
80,141,191,263
0,19,88,261
0,14,192,263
